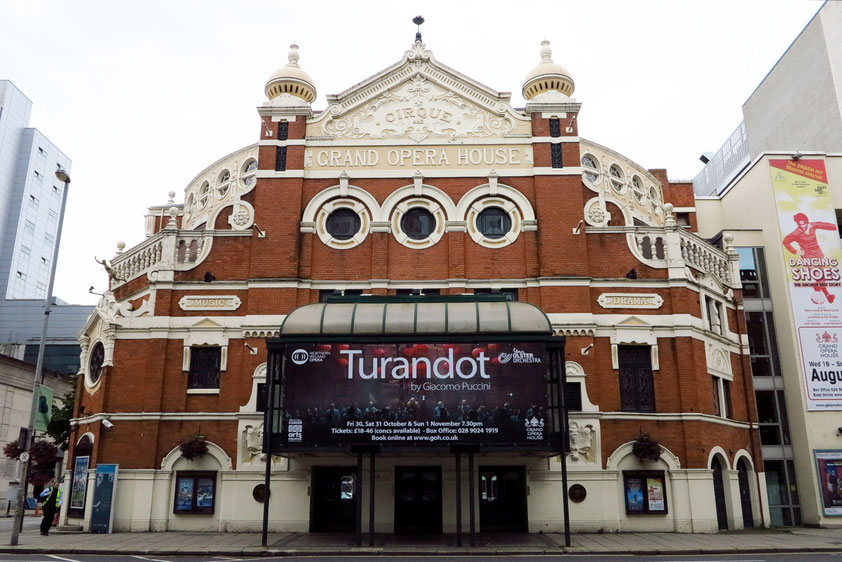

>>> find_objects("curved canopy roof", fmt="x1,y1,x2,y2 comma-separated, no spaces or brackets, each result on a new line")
280,299,552,336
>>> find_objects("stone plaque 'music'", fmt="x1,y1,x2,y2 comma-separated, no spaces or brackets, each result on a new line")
178,295,242,311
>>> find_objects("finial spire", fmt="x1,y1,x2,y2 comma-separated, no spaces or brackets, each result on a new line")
413,15,425,43
540,39,552,62
287,43,300,67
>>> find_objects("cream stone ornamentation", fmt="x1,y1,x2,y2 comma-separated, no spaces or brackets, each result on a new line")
597,293,664,309
323,75,514,142
178,295,242,311
241,423,265,466
225,201,255,230
706,343,733,379
579,140,665,227
568,421,596,464
314,197,371,249
584,198,609,227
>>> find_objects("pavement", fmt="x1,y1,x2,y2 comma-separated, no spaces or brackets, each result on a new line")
0,526,841,556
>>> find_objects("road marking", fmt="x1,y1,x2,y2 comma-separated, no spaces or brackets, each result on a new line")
131,556,172,562
47,555,82,562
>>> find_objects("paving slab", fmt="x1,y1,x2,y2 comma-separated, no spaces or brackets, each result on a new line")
1,527,842,556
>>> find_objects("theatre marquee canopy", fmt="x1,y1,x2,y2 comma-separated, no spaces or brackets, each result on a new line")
264,297,566,453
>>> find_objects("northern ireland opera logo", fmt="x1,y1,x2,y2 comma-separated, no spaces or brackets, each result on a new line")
291,348,330,365
291,349,309,365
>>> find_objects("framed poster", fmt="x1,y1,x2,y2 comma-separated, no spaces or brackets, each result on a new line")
625,476,645,513
173,472,216,514
815,450,842,516
90,464,118,533
175,477,194,512
623,471,667,514
277,341,550,451
70,456,89,510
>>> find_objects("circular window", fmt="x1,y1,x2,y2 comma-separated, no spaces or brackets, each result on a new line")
88,342,105,385
197,182,211,209
581,154,601,185
609,165,625,193
400,208,436,241
568,484,587,503
476,207,512,240
216,170,231,199
252,484,270,503
326,208,361,240
632,175,646,204
241,159,257,188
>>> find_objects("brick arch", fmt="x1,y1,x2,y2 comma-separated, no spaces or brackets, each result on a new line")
301,184,381,223
380,183,458,222
733,449,755,472
455,182,536,222
605,440,681,471
160,440,233,471
707,446,732,470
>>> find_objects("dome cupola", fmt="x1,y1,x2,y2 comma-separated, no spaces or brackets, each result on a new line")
522,40,574,100
265,43,317,103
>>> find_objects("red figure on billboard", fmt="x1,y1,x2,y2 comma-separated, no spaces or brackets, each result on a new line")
783,212,837,303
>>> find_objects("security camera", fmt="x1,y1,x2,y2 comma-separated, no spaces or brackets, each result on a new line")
102,419,114,429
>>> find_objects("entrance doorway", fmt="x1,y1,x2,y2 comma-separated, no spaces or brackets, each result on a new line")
394,466,442,533
310,466,357,532
712,457,729,530
479,466,528,532
737,459,754,528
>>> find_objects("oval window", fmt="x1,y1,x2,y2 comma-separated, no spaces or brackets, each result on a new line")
216,170,231,198
197,182,211,209
325,208,361,240
476,207,512,239
400,208,436,240
88,342,105,385
581,154,600,184
609,165,625,193
241,159,257,188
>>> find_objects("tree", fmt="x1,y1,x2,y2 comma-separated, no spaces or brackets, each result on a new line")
3,439,58,486
46,388,75,451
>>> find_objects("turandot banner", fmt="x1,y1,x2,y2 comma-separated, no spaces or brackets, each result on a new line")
279,342,550,449
771,159,842,410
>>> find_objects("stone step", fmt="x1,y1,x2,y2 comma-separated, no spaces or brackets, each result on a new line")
56,524,84,533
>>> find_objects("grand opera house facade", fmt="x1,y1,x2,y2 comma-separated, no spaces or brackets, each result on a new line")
63,35,767,536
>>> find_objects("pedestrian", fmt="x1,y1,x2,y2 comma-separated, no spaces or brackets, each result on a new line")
39,480,61,536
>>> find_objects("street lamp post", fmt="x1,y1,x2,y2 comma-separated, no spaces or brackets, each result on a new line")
10,165,71,545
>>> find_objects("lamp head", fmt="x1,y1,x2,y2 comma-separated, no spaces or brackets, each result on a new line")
55,166,71,184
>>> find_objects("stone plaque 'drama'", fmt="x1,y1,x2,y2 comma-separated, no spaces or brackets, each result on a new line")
178,295,242,311
597,293,663,309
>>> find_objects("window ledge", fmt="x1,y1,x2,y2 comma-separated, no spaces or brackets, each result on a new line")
187,388,220,395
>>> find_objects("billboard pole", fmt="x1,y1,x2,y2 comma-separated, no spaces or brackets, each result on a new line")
261,349,280,547
454,450,462,546
551,341,571,547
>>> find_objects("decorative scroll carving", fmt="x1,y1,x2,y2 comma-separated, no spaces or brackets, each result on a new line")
323,75,514,142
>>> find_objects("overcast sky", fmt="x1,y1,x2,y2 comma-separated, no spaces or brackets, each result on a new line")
0,0,822,306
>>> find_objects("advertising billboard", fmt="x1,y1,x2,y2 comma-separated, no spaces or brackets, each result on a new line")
770,159,842,410
815,450,842,516
278,342,549,449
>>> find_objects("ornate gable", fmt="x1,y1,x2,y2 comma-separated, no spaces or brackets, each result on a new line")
308,42,530,143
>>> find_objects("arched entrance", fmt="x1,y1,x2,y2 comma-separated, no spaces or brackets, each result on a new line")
712,457,728,530
737,459,754,528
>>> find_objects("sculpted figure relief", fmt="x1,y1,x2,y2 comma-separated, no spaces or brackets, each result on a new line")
568,421,596,464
